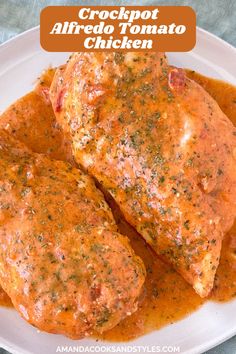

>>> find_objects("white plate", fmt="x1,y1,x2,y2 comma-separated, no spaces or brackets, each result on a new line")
0,26,236,354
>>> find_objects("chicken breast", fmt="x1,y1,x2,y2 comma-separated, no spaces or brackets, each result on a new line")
0,130,145,338
50,52,236,297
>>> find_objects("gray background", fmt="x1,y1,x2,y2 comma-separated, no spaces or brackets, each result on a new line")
0,0,235,353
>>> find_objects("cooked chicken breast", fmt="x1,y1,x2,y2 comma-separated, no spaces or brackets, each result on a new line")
50,52,236,297
0,130,145,338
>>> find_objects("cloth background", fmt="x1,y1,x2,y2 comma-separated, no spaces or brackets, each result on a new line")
0,0,235,353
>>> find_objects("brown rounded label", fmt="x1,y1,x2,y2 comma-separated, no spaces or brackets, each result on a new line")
40,6,196,52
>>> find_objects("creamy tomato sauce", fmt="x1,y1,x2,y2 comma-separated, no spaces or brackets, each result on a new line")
0,68,73,164
0,68,235,340
185,70,236,126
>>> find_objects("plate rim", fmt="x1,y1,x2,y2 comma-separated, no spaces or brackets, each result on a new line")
0,25,236,354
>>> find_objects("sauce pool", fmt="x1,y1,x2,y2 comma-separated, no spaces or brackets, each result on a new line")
0,68,235,340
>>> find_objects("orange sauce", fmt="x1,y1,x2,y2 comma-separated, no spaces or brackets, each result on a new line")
0,68,235,340
185,70,236,126
0,288,12,307
0,68,73,164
